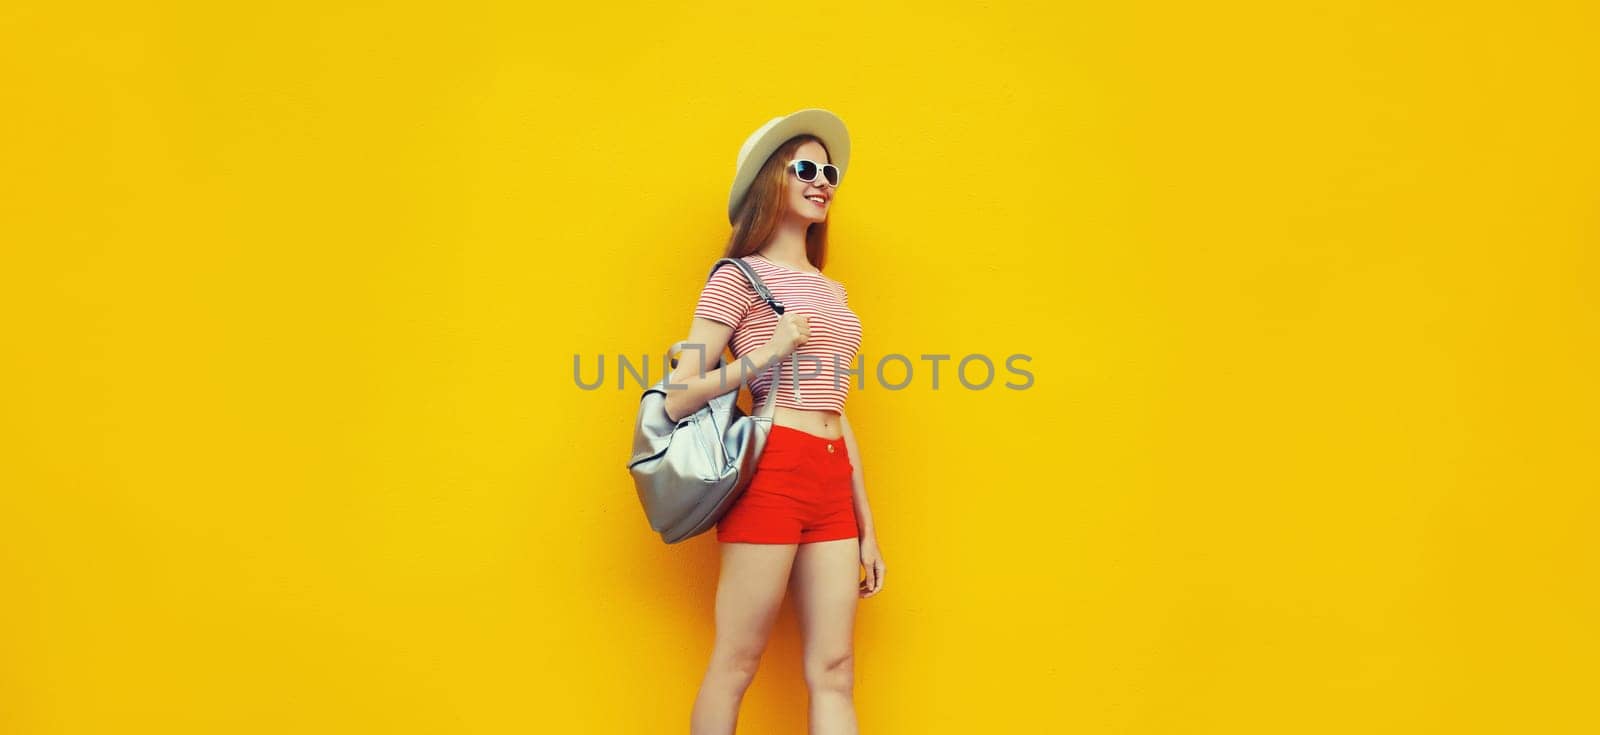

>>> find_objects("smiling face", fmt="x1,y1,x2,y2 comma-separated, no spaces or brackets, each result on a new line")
785,139,835,224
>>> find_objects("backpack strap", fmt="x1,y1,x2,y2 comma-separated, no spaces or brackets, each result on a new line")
709,257,786,316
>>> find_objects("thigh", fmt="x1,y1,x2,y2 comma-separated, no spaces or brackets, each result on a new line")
796,446,858,544
711,541,800,659
715,478,807,543
789,537,860,661
716,432,815,544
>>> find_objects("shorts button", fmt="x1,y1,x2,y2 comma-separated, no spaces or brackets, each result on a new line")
826,444,835,453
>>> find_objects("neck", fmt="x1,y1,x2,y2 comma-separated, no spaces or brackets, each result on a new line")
760,215,812,269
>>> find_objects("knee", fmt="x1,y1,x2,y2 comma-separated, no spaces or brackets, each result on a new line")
804,651,854,695
712,647,764,689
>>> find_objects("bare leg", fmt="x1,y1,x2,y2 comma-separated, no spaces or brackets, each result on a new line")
791,537,861,735
691,541,798,735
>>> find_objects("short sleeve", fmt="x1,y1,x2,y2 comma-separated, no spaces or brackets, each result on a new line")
693,262,755,328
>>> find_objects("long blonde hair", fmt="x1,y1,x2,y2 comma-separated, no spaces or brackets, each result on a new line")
724,134,833,271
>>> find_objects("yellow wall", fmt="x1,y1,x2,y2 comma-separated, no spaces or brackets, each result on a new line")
3,2,1596,732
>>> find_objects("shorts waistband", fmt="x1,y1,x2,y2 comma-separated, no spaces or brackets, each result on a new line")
770,423,843,444
768,423,850,459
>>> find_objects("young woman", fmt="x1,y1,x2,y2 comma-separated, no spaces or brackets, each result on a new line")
661,108,886,735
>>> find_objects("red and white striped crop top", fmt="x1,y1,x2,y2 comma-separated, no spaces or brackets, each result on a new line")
692,254,863,414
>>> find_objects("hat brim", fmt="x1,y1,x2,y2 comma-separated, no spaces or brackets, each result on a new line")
727,108,851,224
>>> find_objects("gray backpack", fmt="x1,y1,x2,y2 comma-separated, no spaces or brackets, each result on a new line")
627,258,787,543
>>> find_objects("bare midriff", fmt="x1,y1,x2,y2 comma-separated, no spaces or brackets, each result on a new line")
773,406,844,440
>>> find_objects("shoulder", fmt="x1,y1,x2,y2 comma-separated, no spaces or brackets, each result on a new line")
736,254,774,273
721,255,792,287
705,258,756,284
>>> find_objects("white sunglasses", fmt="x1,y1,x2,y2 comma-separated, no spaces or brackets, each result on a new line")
786,159,841,187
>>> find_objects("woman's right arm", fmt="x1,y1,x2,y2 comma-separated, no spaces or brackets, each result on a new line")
661,314,807,422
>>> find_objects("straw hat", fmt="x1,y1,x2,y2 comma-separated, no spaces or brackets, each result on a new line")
727,108,851,223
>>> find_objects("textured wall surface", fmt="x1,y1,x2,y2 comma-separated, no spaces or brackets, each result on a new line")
2,1,1596,733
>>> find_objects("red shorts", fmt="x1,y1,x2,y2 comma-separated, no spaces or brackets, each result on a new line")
716,424,859,544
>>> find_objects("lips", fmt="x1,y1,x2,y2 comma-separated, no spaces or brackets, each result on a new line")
805,193,829,205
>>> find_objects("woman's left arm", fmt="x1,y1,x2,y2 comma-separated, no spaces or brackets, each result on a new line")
840,411,885,597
